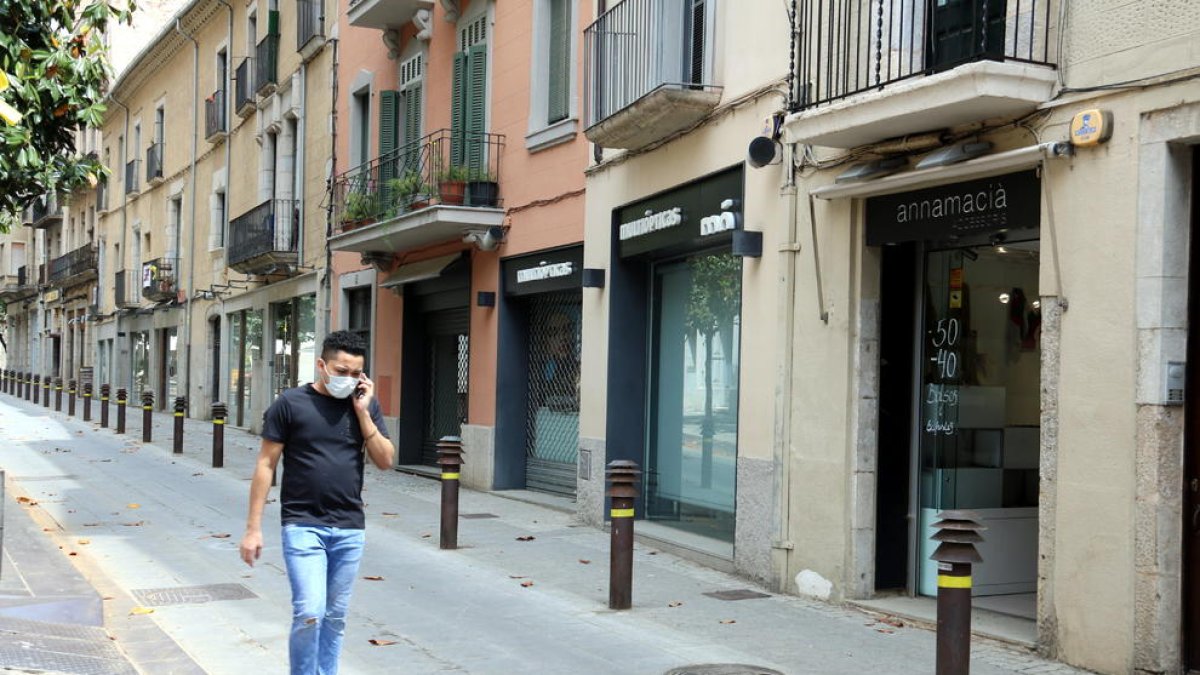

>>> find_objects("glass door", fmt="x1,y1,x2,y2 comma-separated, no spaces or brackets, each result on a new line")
916,243,1041,602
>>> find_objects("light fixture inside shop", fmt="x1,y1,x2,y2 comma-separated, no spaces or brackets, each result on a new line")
835,157,908,184
915,141,993,170
999,292,1011,304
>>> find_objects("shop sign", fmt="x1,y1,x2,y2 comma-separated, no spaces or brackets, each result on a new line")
503,245,584,297
615,165,745,258
865,170,1039,246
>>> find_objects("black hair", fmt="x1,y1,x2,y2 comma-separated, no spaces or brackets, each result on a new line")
321,330,367,360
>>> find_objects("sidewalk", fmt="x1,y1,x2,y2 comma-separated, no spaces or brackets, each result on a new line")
0,391,1093,674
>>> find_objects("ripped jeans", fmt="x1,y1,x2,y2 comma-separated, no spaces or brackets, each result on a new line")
281,524,365,675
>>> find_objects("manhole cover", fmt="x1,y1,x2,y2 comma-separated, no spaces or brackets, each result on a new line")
131,583,257,607
664,665,785,675
703,589,771,601
460,513,499,520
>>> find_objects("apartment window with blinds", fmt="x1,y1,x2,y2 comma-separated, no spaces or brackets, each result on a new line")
546,0,570,124
451,14,488,169
379,53,424,178
527,0,576,151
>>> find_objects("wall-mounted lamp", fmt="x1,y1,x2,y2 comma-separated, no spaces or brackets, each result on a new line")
463,226,506,251
835,157,908,184
915,141,993,170
732,230,763,258
581,268,606,289
476,291,496,307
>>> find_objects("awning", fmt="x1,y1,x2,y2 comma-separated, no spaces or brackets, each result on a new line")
379,253,462,290
810,142,1073,200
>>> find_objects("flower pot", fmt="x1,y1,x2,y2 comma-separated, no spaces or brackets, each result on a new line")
439,180,466,206
467,180,499,207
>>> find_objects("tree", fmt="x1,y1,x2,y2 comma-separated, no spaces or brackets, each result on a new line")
0,0,136,232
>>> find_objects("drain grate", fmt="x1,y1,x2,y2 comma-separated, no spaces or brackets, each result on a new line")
664,665,785,675
703,589,771,601
460,513,500,520
131,583,257,607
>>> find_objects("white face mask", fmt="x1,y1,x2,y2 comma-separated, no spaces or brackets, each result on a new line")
322,364,358,399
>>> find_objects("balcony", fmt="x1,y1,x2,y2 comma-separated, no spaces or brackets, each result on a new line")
140,257,178,303
297,0,325,59
255,28,280,96
97,177,108,211
0,266,36,301
146,143,164,185
584,0,722,151
228,198,299,275
783,0,1058,148
330,129,505,254
48,244,98,288
114,269,139,309
206,89,227,141
125,159,141,196
28,193,64,228
347,0,431,31
235,58,255,116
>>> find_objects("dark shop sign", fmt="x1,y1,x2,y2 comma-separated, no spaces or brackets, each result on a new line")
865,170,1040,246
503,245,584,296
615,165,744,258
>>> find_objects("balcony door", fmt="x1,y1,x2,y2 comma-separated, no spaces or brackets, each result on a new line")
927,0,1006,71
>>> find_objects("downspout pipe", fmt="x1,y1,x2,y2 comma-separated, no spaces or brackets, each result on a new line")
771,142,799,591
110,93,131,391
215,0,233,413
175,17,200,415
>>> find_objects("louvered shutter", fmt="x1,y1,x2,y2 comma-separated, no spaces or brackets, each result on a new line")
465,43,487,172
547,0,570,123
689,0,705,84
378,90,401,208
450,51,467,166
403,83,422,174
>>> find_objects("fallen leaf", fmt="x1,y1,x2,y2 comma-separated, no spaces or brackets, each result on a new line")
876,628,895,634
420,533,431,538
668,601,683,608
68,552,78,556
368,639,397,646
516,536,536,542
508,575,528,579
381,512,399,516
363,576,384,581
78,539,91,545
520,581,534,588
578,559,591,565
210,533,231,539
16,496,37,506
192,472,204,477
82,523,101,527
127,503,140,509
42,527,53,532
880,616,904,628
719,619,736,624
102,596,114,601
129,607,155,615
121,521,144,527
647,551,658,555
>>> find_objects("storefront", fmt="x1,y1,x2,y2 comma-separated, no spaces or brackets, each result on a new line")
605,165,747,546
867,169,1041,614
496,245,584,497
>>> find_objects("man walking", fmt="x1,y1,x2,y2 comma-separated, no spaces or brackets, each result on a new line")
240,330,394,674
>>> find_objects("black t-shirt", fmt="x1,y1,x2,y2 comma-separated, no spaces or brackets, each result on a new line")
261,384,390,529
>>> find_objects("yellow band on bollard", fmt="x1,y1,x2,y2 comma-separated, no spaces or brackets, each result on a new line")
101,397,109,401
442,472,460,480
937,575,972,589
174,412,184,417
84,394,91,398
56,387,61,391
143,406,152,411
213,419,225,425
610,508,635,518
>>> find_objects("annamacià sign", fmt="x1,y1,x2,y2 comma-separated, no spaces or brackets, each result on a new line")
865,170,1040,246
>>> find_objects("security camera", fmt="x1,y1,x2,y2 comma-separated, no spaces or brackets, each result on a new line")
464,226,505,252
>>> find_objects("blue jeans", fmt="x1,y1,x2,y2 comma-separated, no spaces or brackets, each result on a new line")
281,524,365,675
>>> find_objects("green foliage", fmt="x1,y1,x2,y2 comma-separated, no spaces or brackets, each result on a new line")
436,164,471,182
685,253,741,339
0,0,136,232
342,191,378,223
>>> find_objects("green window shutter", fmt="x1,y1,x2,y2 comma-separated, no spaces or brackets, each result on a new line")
403,83,423,173
267,9,280,34
547,0,570,123
450,51,468,166
465,42,488,171
378,90,400,205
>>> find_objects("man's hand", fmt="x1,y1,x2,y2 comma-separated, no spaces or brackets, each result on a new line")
352,373,375,413
240,529,263,567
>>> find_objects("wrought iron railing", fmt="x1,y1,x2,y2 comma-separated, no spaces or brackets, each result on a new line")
794,0,1055,110
48,244,98,286
205,89,227,138
297,0,324,49
235,58,254,112
584,0,720,129
125,159,141,194
332,129,505,233
140,257,178,302
146,143,164,183
30,193,62,226
255,33,280,94
229,198,299,268
115,269,138,307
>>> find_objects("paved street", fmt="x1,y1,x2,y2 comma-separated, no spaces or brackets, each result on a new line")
0,393,1090,675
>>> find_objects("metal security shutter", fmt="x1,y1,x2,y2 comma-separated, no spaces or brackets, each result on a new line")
525,290,581,496
378,90,401,206
547,0,570,123
421,308,470,466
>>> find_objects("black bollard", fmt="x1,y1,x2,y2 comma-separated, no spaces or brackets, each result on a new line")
116,388,127,434
100,384,110,428
211,402,227,468
82,382,93,422
54,377,62,412
931,510,986,675
173,397,186,454
142,391,154,443
436,436,465,550
2,369,7,395
24,373,31,401
42,375,50,407
606,460,641,610
67,379,76,417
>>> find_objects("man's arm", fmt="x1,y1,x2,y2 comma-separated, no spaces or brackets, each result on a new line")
357,407,395,470
239,439,283,567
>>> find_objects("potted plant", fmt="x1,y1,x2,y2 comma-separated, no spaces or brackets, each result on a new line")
341,191,377,229
388,171,432,212
436,165,470,206
466,168,499,207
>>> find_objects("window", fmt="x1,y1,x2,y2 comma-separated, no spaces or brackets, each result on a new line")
212,191,227,248
351,88,370,167
217,48,228,92
546,0,570,124
451,14,488,168
400,53,424,149
346,286,372,368
527,0,576,150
